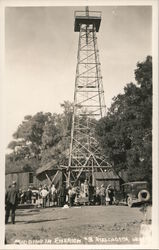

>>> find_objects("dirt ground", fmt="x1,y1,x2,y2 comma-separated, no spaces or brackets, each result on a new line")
5,204,152,245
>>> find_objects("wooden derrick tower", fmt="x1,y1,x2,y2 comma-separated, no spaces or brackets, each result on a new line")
67,7,112,187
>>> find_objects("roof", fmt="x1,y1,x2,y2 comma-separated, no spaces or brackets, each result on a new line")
36,159,58,176
94,170,120,180
5,159,39,175
5,165,34,175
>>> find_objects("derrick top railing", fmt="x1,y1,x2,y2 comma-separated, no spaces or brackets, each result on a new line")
74,11,101,19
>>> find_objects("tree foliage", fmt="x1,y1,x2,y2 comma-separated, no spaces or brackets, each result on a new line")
6,101,73,169
96,56,152,187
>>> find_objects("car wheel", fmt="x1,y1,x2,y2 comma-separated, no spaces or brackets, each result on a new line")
138,190,150,202
127,197,133,207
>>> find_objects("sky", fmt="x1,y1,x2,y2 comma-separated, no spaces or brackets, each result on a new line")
4,5,152,149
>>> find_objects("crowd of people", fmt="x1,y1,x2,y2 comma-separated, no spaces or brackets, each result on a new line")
15,184,66,208
5,180,115,224
66,181,115,207
95,184,115,206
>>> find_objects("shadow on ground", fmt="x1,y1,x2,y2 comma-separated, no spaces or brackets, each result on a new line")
13,217,68,224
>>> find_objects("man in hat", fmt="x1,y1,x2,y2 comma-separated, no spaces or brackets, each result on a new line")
5,181,19,224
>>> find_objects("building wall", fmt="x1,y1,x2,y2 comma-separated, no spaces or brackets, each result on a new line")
5,172,43,190
5,172,59,190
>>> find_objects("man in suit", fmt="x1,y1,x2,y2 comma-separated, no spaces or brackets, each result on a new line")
5,181,19,224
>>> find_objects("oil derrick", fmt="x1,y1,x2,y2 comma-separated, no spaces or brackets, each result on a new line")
67,7,112,187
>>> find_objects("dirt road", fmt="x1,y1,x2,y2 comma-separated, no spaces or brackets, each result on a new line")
5,205,151,245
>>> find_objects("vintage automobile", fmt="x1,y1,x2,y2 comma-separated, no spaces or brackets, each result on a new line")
115,181,151,207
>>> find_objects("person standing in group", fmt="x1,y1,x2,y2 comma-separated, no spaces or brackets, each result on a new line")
95,186,100,205
20,190,26,204
68,187,76,207
51,184,57,207
17,189,22,204
48,185,52,207
99,184,106,205
105,184,111,206
108,185,114,205
83,179,89,198
26,187,32,204
37,187,42,208
88,183,94,205
57,185,66,207
5,181,19,224
40,186,48,208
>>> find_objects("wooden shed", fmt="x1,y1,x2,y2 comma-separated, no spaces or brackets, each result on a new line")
94,170,121,191
5,165,40,190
